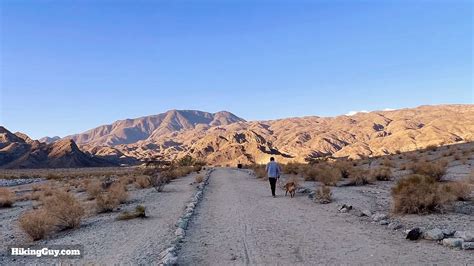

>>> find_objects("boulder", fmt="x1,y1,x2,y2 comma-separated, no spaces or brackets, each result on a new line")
388,222,403,230
442,238,463,248
454,231,474,242
406,228,423,241
442,228,456,237
462,242,474,250
361,210,372,217
175,228,185,238
371,213,388,222
424,228,444,241
379,220,389,226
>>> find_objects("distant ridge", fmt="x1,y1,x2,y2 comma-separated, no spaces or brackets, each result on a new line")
65,110,245,146
0,127,115,169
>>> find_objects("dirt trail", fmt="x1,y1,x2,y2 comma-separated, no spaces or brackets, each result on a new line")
178,168,473,265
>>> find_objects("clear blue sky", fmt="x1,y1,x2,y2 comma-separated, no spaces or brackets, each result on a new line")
1,0,472,139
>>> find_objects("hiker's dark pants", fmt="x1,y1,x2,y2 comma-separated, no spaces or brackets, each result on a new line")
269,178,277,196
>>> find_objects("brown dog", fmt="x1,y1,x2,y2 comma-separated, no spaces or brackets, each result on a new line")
284,182,296,198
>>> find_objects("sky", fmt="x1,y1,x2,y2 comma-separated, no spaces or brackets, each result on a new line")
0,0,472,139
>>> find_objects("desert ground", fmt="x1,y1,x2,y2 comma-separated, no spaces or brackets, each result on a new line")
0,143,473,264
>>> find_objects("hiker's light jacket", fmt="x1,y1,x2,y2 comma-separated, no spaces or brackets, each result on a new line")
266,161,281,178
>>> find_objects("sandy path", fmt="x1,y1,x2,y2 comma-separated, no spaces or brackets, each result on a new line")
178,168,473,265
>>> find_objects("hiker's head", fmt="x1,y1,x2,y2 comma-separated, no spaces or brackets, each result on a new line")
270,157,275,162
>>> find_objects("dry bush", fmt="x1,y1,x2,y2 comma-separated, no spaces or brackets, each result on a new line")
0,187,15,207
315,185,332,204
95,192,119,213
42,190,85,229
410,161,447,181
333,161,354,179
392,174,456,214
370,167,393,181
148,174,169,192
283,162,303,175
443,180,472,201
194,175,204,183
108,182,128,204
19,209,55,240
426,145,438,152
347,168,373,186
117,205,146,220
86,180,103,200
135,175,151,189
251,164,267,179
303,166,341,186
381,158,395,168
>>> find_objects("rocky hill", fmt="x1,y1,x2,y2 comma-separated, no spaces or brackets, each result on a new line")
2,105,473,168
65,110,245,146
75,105,474,165
0,127,115,169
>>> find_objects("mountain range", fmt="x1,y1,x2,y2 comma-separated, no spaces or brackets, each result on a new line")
1,105,473,168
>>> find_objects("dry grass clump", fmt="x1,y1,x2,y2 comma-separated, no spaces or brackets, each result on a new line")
333,161,354,179
283,162,304,175
380,158,395,168
443,180,472,201
194,175,204,183
19,209,55,241
86,180,103,200
95,192,120,213
0,187,15,207
41,190,85,229
391,174,466,214
117,205,146,220
19,190,84,240
303,165,341,186
135,175,151,189
370,167,393,181
347,168,373,186
148,174,169,192
109,182,128,204
315,185,332,204
409,161,447,181
251,164,267,179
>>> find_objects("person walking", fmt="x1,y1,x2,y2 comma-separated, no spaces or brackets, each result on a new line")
265,157,281,197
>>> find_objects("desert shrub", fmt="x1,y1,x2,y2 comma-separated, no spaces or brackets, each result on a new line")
42,190,85,229
315,185,332,204
392,174,455,214
410,161,447,181
135,175,151,189
347,168,373,186
86,180,103,200
283,162,303,175
370,167,393,181
195,175,204,183
148,174,169,192
251,164,267,179
443,181,472,201
333,161,354,179
426,145,438,152
109,182,128,203
303,166,341,186
0,187,15,208
19,209,55,240
178,155,195,167
380,158,395,168
96,193,120,213
117,205,146,220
